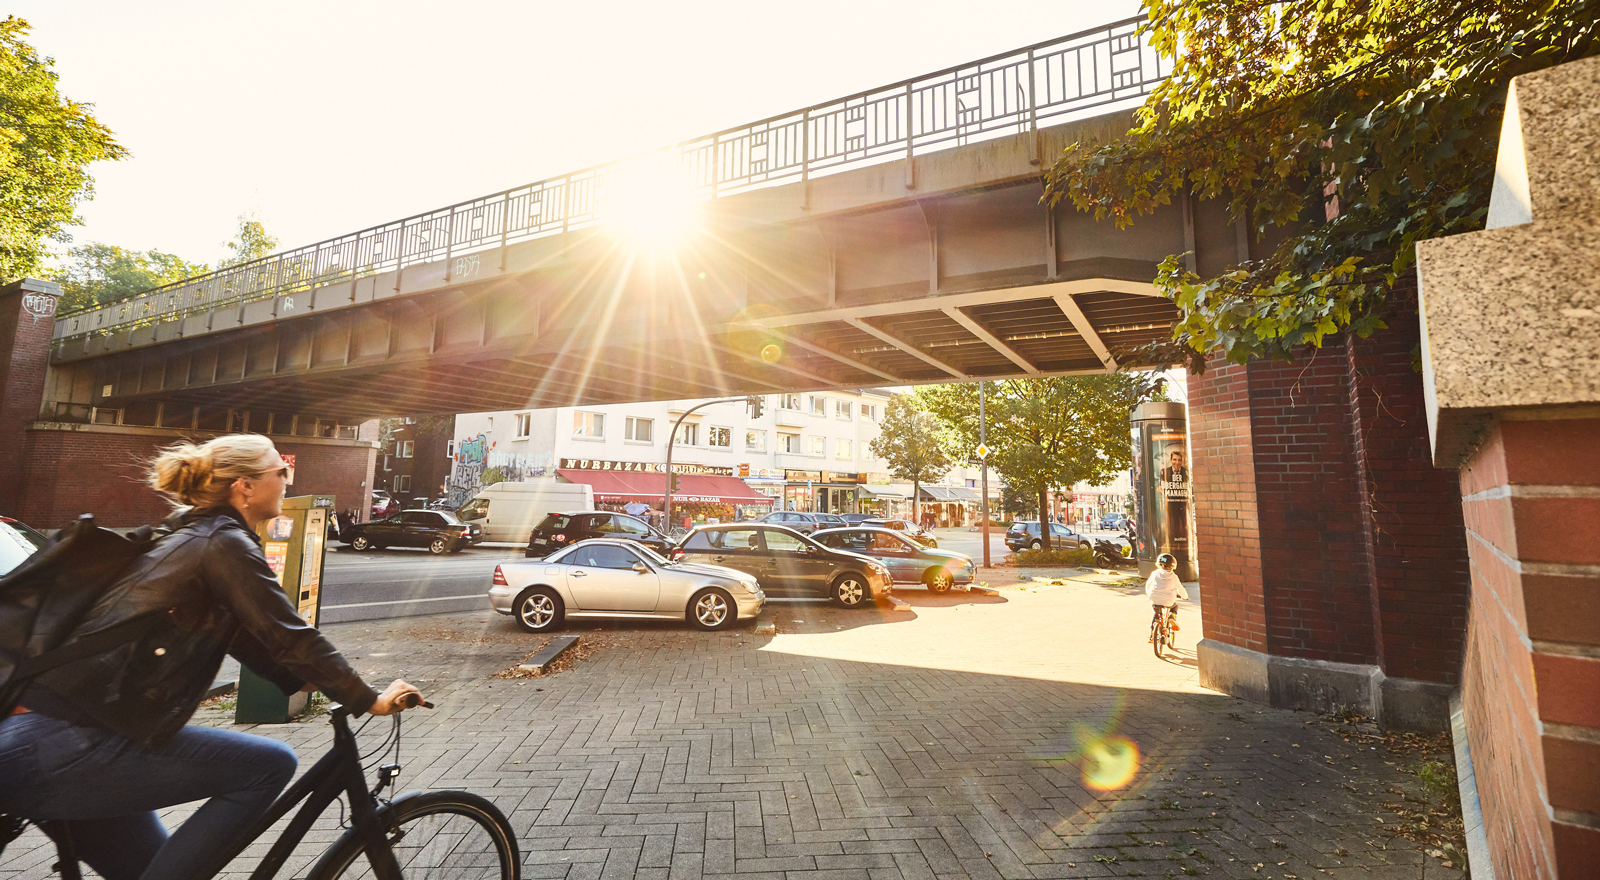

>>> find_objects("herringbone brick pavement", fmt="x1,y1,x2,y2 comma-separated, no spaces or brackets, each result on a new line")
2,574,1465,879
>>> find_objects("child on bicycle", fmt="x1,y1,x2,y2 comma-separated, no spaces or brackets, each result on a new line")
1146,553,1188,641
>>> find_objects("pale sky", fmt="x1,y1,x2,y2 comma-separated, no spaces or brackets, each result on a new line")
17,0,1143,267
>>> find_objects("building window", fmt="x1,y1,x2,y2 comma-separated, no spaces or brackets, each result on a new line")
394,474,411,493
515,412,532,438
810,435,826,456
835,400,852,420
573,412,604,438
779,393,802,411
398,440,414,459
809,396,826,415
446,441,455,456
675,422,698,446
746,430,766,452
861,403,877,421
709,426,732,448
836,438,852,459
779,432,800,453
966,478,977,488
625,417,653,442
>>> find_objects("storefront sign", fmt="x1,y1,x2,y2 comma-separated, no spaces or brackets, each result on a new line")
560,458,733,477
784,469,823,482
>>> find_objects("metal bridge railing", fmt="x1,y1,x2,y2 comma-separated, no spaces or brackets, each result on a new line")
53,16,1167,343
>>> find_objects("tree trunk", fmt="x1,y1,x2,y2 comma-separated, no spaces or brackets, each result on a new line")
1037,486,1051,550
913,479,921,526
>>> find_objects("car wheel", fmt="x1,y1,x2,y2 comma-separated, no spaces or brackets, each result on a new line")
429,537,449,555
1029,540,1041,551
925,568,954,593
689,588,737,631
513,587,564,633
351,535,371,551
832,575,869,608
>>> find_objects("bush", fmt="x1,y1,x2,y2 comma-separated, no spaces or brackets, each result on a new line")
1016,548,1096,567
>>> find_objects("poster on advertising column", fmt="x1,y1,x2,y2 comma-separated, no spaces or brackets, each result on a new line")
1129,402,1196,580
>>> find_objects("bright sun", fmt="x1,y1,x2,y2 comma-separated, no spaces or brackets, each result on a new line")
604,166,701,250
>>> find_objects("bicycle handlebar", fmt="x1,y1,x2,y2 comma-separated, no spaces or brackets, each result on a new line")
398,693,433,710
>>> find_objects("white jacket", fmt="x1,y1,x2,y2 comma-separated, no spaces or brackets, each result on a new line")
1145,569,1189,606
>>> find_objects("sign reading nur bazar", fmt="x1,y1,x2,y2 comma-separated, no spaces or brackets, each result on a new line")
559,458,734,477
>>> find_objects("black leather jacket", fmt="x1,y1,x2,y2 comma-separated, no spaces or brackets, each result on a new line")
29,506,378,748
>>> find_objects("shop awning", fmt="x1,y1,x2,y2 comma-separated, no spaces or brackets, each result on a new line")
556,470,774,506
920,485,981,502
859,485,910,498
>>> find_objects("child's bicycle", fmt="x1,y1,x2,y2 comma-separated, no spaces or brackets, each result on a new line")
1150,606,1176,659
4,697,520,879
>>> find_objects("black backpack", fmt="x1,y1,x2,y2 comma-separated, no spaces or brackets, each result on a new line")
0,514,163,716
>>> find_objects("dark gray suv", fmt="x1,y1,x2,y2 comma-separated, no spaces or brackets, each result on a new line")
755,511,849,535
671,524,891,608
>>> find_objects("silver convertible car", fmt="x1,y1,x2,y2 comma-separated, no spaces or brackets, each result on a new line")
489,538,765,633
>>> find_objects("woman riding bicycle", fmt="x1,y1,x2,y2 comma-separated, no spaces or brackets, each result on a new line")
0,434,423,880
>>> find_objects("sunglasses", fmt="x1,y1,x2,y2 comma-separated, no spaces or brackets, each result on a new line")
255,466,289,480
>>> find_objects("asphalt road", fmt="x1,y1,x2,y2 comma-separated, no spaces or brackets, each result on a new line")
319,544,525,623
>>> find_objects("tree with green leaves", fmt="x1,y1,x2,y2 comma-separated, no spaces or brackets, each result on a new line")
49,243,208,311
868,394,958,524
1044,1,1600,370
919,376,1152,549
0,17,126,283
220,213,279,267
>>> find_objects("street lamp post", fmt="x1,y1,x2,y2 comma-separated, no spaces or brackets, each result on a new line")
664,396,758,527
979,381,990,569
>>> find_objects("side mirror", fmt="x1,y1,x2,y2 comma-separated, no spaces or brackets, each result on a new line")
631,561,649,574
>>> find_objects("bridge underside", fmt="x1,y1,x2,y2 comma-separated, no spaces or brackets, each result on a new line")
45,117,1253,425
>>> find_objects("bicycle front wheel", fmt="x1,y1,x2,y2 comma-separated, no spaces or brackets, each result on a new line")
308,789,520,880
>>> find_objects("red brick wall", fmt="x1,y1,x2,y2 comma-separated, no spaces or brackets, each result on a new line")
1459,420,1600,879
0,285,59,516
17,426,376,530
1192,318,1470,679
1190,358,1266,653
1346,311,1471,684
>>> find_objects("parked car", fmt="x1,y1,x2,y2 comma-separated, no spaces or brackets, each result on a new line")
1099,513,1129,531
524,511,674,559
456,481,594,543
1004,521,1091,552
755,511,849,535
862,518,938,548
840,513,876,525
671,524,891,608
0,516,49,577
370,491,399,520
811,527,974,592
342,509,483,554
490,538,765,633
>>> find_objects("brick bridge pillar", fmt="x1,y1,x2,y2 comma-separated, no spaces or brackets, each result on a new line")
0,279,60,517
1189,313,1472,732
1415,56,1600,880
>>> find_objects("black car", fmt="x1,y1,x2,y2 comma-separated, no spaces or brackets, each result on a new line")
525,511,673,559
755,511,849,535
0,516,49,576
1004,521,1090,552
671,524,892,608
840,513,876,525
342,509,483,554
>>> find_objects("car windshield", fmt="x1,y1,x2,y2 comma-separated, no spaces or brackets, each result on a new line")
635,544,670,565
456,499,488,521
0,520,48,577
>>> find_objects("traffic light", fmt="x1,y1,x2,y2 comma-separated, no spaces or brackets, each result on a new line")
668,472,681,494
747,394,764,419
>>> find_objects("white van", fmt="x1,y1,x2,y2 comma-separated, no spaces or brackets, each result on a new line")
454,481,595,543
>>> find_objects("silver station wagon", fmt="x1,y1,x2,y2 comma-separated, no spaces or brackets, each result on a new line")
489,538,765,633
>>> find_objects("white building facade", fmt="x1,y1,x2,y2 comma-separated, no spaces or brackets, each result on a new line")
446,390,995,527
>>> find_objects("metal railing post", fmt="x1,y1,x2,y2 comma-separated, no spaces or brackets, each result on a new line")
800,109,811,210
1027,48,1040,165
904,82,915,190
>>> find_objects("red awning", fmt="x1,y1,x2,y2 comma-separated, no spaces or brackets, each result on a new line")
556,470,773,506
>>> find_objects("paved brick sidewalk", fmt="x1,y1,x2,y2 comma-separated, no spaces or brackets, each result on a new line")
3,574,1463,879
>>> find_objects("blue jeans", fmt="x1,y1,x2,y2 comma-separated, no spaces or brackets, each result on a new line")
0,711,297,880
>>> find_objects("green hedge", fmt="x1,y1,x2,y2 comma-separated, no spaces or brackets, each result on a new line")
1015,548,1096,567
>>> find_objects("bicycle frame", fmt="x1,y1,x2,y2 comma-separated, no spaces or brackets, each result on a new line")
41,706,403,880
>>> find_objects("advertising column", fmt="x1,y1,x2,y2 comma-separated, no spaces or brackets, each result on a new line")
1129,402,1196,580
235,494,334,724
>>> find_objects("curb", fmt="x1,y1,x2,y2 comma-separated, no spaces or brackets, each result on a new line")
205,679,237,700
968,585,1001,597
518,635,579,673
886,594,914,612
753,610,776,636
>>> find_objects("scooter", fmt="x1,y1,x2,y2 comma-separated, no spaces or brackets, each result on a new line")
1093,532,1135,569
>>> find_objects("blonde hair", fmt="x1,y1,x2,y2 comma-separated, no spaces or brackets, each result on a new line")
149,434,279,508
